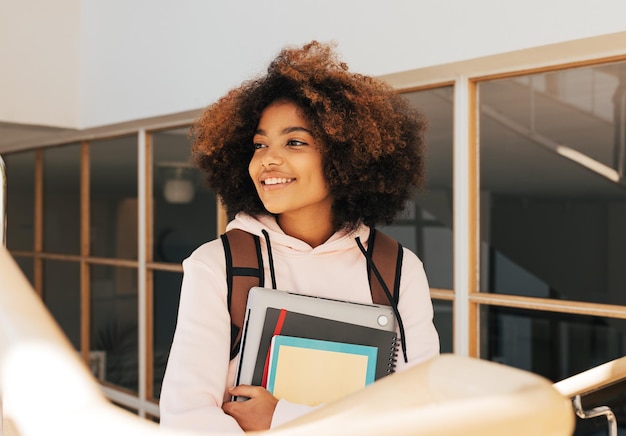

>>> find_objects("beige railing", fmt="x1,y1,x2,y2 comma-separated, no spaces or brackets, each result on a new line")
0,244,574,435
553,356,626,436
553,356,626,399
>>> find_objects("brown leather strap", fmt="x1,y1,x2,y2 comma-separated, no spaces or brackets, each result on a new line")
368,229,402,306
222,228,403,360
221,229,264,359
365,229,407,362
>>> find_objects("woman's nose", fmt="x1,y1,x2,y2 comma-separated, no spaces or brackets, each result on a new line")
261,147,283,168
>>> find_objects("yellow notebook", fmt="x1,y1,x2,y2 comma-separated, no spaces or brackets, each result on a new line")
266,335,377,406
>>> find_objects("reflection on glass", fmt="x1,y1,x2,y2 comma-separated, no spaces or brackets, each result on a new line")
90,264,138,392
152,130,217,264
480,305,625,382
384,87,454,290
152,270,182,398
433,299,452,353
479,61,626,305
90,136,138,259
43,259,80,349
43,144,81,254
5,151,35,251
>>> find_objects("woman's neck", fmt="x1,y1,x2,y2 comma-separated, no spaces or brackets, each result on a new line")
276,211,335,248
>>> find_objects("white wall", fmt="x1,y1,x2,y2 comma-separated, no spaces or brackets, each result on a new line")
4,0,626,129
0,0,81,128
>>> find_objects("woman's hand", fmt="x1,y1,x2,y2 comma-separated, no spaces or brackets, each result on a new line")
222,385,279,431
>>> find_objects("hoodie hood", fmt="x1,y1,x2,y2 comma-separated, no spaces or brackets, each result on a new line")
225,213,371,255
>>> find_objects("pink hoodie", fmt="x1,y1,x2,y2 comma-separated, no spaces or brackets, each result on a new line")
160,213,439,433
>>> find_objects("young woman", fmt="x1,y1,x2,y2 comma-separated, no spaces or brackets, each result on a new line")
159,41,440,433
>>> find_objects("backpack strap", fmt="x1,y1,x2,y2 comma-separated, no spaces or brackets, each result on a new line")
367,229,403,306
222,227,407,362
221,229,264,360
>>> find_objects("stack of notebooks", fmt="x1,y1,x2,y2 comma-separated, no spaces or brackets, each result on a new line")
235,287,399,406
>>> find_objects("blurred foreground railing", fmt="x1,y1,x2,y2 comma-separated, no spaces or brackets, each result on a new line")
0,245,574,435
553,355,626,436
0,155,6,435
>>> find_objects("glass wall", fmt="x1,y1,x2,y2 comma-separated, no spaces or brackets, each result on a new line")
41,144,82,345
150,129,218,399
3,128,221,408
43,144,81,254
152,129,216,264
90,264,139,391
4,151,35,252
90,136,138,259
389,86,454,353
479,60,626,434
4,151,36,284
43,259,81,348
152,269,182,398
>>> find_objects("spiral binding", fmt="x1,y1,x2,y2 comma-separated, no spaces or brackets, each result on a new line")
387,335,399,374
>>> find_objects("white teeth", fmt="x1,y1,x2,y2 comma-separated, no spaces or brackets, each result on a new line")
264,177,293,185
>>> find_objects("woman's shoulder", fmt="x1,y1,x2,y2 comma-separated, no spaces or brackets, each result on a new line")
400,245,424,267
183,237,226,270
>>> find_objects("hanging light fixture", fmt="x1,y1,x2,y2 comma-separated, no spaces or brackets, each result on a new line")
158,162,196,204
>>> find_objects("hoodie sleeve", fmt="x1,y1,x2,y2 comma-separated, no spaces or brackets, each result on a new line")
159,242,244,434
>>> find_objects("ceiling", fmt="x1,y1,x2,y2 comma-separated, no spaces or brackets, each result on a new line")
0,122,79,152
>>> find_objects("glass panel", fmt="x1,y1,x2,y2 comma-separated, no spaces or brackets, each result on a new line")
13,255,34,285
90,264,138,392
479,61,626,305
152,269,182,399
4,151,35,251
43,259,80,349
480,305,626,382
383,87,454,290
43,144,81,254
90,136,138,259
152,129,217,264
433,299,453,353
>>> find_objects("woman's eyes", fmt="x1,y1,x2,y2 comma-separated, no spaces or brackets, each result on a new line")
253,139,308,149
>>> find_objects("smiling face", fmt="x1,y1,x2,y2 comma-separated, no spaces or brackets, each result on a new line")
248,100,333,226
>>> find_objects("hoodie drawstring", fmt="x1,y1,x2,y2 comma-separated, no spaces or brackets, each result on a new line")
262,229,277,289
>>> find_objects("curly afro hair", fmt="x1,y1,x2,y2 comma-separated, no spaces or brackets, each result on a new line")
191,40,427,231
